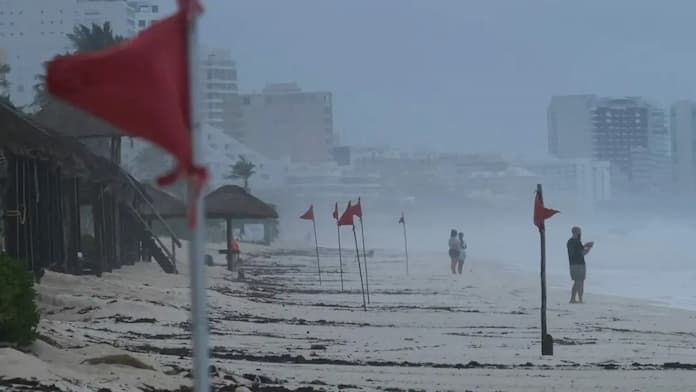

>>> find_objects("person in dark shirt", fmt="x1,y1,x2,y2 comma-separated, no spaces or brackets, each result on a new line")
567,226,593,304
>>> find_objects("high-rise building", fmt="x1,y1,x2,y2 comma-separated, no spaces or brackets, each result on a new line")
671,100,696,193
199,47,239,132
0,0,168,107
127,0,168,35
591,97,667,183
239,83,334,163
547,95,596,159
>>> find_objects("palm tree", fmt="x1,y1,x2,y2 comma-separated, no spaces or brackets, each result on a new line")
0,63,11,105
31,23,125,111
67,22,125,53
228,155,256,191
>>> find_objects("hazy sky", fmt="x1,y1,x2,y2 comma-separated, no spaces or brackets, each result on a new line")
198,0,696,156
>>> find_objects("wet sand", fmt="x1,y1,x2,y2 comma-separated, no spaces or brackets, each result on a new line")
2,242,696,391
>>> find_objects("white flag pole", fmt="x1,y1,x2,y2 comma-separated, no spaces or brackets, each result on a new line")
187,4,210,391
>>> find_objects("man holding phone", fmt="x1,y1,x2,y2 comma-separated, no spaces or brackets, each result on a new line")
567,226,593,304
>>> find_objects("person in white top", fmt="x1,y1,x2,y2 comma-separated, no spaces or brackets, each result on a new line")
457,232,467,274
448,229,461,274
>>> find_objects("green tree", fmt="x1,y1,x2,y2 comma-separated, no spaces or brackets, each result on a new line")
67,22,125,53
31,23,125,111
0,63,11,106
0,255,40,346
228,155,256,191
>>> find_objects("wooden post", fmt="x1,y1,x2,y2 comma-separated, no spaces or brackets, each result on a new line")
92,184,105,277
352,224,367,311
226,217,233,271
359,217,369,303
538,184,553,356
312,218,321,285
336,224,344,292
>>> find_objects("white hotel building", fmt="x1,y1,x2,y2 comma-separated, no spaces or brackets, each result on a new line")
0,0,170,107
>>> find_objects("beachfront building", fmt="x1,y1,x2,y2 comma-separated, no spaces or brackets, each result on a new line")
0,0,169,107
547,94,596,159
239,83,335,163
671,100,696,194
200,47,240,133
521,158,611,212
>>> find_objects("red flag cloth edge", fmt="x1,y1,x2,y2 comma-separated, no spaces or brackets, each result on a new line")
46,2,207,226
332,202,339,221
338,201,354,226
300,205,314,220
534,191,559,229
351,197,363,218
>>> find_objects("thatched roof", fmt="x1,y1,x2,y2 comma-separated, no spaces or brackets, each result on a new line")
205,185,278,220
139,184,187,218
1,102,125,182
33,99,124,138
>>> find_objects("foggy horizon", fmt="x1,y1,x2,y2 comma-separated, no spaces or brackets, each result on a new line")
203,0,696,156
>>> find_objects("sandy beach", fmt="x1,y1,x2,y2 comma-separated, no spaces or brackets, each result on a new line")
2,241,696,391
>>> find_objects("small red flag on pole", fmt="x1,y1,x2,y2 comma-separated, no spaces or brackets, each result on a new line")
535,184,558,357
337,201,354,226
351,197,369,303
48,1,210,390
300,205,321,284
300,205,315,221
332,202,343,291
399,212,408,274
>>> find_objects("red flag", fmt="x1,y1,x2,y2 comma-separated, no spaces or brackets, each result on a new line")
534,191,559,230
46,1,206,196
300,205,315,221
337,201,354,226
332,202,339,221
352,197,363,219
398,212,405,224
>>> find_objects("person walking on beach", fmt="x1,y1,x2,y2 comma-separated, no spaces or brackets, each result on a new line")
448,229,461,274
457,232,467,274
567,226,593,304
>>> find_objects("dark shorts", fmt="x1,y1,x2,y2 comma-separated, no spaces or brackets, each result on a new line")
570,264,586,281
449,249,460,259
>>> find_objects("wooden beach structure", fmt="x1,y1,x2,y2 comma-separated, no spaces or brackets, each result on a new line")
0,102,179,279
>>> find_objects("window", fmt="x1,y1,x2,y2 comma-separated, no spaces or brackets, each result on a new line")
243,97,251,105
138,20,146,27
152,6,159,13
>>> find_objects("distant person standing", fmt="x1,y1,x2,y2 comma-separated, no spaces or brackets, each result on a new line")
567,226,593,304
448,229,461,274
457,232,467,274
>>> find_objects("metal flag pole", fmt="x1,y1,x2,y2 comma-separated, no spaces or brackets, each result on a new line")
312,217,321,285
187,5,210,391
401,213,409,275
537,184,553,356
337,224,344,292
352,224,367,311
359,216,370,303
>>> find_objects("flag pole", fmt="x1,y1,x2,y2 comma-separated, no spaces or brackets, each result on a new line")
401,213,409,275
537,184,553,356
359,217,370,303
337,225,344,292
352,224,367,311
187,7,210,391
312,217,321,285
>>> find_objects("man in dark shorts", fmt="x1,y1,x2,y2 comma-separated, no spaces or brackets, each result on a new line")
567,226,593,304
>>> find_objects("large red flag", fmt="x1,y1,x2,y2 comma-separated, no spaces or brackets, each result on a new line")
332,202,339,221
534,191,559,230
300,205,314,221
337,201,354,227
46,0,205,190
352,197,363,219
